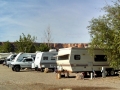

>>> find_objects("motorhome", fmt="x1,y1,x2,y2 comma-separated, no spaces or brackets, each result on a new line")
32,49,58,72
56,47,119,78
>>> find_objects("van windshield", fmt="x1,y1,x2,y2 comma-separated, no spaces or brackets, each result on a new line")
58,54,69,60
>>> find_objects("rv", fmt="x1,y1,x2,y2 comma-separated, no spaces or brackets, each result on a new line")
0,53,13,59
9,52,36,67
32,49,58,72
4,54,17,66
0,52,15,64
56,47,119,78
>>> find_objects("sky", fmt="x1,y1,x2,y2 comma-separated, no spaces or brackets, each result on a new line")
0,0,116,43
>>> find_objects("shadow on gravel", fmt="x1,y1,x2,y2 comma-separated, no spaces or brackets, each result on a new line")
18,83,114,90
54,87,113,90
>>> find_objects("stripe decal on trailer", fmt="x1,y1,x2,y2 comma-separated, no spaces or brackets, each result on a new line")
60,64,109,67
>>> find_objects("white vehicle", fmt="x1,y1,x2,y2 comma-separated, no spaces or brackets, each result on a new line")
0,53,13,59
56,47,119,77
13,52,36,62
32,49,58,72
9,52,36,67
11,57,34,72
5,54,17,66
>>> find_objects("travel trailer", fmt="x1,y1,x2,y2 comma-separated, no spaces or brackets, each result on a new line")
13,52,36,62
4,54,17,66
56,47,119,78
8,52,36,67
0,53,13,59
32,49,58,72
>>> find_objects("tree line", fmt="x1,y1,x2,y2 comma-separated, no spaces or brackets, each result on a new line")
0,26,53,53
0,33,50,53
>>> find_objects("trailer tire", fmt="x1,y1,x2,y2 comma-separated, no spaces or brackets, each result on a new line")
109,70,115,76
35,67,38,71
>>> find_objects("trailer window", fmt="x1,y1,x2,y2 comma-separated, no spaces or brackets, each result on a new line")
74,55,80,60
58,54,69,60
43,57,48,60
94,55,107,62
51,56,56,60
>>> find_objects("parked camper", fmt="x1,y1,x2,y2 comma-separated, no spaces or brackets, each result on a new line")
56,47,119,78
9,52,36,67
32,49,58,72
4,54,17,66
0,53,13,59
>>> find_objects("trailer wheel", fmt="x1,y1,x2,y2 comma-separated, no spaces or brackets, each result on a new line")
57,73,61,79
35,67,38,71
109,70,115,76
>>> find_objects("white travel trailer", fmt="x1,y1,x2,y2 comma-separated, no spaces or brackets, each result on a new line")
5,54,17,66
0,53,13,59
13,52,36,62
32,49,58,72
56,47,119,78
8,52,36,67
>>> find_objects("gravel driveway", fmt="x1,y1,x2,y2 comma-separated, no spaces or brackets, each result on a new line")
0,64,120,90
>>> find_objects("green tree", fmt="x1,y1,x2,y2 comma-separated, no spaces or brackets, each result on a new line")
2,41,14,53
88,0,120,69
38,43,50,52
15,33,37,53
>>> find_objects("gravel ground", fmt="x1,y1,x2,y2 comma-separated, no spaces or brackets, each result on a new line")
0,64,120,90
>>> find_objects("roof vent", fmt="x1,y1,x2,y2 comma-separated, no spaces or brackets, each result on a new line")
49,49,57,52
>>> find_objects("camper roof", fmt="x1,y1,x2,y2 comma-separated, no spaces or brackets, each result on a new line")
59,47,103,51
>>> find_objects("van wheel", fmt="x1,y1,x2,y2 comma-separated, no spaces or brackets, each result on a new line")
15,66,20,72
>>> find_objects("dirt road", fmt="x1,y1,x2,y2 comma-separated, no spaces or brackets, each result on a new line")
0,64,120,90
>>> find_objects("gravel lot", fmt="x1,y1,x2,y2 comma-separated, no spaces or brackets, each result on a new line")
0,64,120,90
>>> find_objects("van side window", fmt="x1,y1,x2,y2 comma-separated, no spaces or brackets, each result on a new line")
43,57,48,60
94,55,107,62
58,54,69,60
74,55,80,60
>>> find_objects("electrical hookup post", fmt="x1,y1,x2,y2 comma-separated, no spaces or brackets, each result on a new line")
90,70,95,80
101,67,106,78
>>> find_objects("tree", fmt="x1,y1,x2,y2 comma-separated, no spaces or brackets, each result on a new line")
38,43,50,52
42,26,53,48
88,0,120,69
1,41,14,53
15,33,37,53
